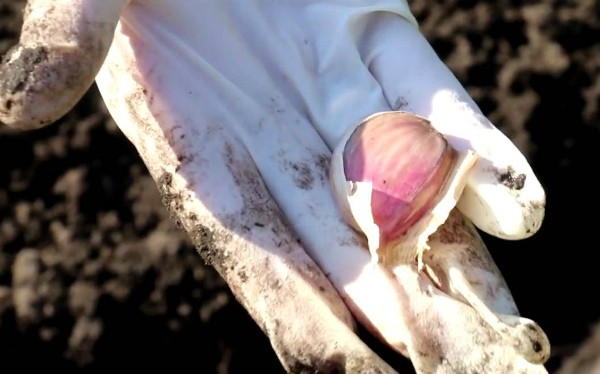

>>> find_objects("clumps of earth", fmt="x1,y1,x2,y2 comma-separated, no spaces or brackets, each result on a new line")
1,0,599,372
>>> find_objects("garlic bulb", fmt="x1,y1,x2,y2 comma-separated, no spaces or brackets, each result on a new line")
330,111,478,266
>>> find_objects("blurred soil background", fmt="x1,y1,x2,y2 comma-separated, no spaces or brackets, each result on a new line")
1,0,599,372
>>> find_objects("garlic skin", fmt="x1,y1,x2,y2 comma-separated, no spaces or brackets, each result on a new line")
330,111,478,266
392,209,550,373
330,111,550,372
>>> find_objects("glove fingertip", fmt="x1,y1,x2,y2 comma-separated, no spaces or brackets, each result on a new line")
458,170,546,239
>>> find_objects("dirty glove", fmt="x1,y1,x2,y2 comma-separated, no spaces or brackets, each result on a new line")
0,0,551,372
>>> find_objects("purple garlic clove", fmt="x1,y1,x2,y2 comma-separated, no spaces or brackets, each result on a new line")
330,111,478,266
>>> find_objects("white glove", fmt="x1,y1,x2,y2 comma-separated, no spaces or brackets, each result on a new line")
0,0,550,372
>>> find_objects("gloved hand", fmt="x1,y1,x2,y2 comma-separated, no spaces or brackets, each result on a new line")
0,0,551,372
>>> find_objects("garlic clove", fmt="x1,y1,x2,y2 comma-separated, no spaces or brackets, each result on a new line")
330,111,478,266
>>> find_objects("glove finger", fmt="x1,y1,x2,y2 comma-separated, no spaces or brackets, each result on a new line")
0,0,126,129
362,12,545,240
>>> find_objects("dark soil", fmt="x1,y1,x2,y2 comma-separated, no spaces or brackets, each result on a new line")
1,0,599,372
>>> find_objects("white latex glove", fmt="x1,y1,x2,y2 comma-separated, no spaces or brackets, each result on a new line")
0,1,551,372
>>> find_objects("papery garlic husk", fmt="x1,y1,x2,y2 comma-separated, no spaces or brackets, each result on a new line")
330,111,478,267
